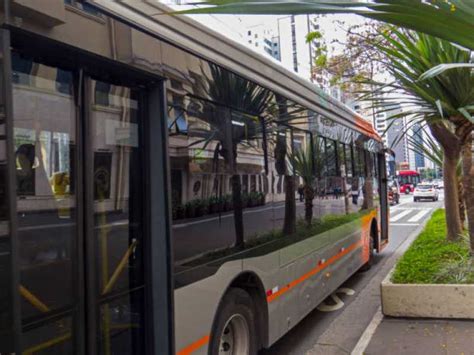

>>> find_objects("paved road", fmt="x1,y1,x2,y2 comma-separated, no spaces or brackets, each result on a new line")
261,192,444,355
173,197,349,261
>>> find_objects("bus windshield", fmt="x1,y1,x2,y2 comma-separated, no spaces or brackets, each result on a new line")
398,172,420,186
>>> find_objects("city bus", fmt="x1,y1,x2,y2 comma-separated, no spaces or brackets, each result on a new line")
0,1,389,354
397,170,421,194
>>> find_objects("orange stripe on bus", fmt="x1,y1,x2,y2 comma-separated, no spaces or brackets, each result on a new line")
180,213,376,353
266,240,362,303
177,335,210,355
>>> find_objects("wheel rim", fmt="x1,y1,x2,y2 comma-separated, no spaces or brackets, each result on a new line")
219,314,250,354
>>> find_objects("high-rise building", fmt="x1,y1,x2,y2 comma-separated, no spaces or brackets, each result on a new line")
412,123,425,169
245,24,280,60
275,15,320,80
373,102,409,176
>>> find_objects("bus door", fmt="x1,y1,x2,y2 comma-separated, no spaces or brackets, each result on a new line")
11,49,172,354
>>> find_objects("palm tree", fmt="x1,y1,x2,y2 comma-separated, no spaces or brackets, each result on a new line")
407,129,465,224
272,99,314,234
177,0,474,50
191,63,274,248
292,140,316,225
361,29,473,243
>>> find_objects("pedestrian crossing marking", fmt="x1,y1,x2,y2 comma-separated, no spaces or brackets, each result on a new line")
390,209,412,222
408,209,430,222
389,207,434,225
390,223,418,226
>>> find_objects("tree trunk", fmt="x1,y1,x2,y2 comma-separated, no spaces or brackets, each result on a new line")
443,149,464,241
459,179,466,226
342,177,350,214
461,137,474,256
429,123,464,241
362,178,374,210
231,174,244,249
283,175,296,235
304,185,315,225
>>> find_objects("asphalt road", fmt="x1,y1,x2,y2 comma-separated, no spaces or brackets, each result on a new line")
172,197,350,261
261,192,444,355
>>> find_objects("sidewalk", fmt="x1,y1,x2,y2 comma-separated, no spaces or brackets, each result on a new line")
364,317,474,355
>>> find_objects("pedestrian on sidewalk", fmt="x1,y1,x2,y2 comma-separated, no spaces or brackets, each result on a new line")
351,180,359,205
298,184,304,202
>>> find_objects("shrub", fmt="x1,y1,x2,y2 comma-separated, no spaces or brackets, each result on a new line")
184,201,196,219
223,194,233,211
194,199,208,217
208,196,221,214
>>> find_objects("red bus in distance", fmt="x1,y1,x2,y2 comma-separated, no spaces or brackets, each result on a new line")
397,170,421,194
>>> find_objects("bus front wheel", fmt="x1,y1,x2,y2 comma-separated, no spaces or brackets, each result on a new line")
210,288,258,355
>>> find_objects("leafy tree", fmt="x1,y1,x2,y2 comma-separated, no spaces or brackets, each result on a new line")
308,19,387,99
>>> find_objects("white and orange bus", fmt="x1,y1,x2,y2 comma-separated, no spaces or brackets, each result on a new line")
0,1,389,354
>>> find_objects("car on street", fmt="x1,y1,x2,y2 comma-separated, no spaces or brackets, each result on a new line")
413,184,439,202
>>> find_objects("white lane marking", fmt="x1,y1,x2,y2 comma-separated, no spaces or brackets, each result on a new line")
408,209,431,222
18,220,128,232
173,202,305,229
390,209,412,222
174,207,272,228
390,223,419,226
390,207,431,212
317,288,355,312
351,307,383,355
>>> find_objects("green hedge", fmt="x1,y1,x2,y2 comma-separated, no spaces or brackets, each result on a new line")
392,209,474,284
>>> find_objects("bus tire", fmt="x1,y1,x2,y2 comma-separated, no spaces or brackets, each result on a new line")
360,233,375,272
209,288,258,355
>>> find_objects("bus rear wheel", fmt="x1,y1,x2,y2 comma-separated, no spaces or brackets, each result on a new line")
210,288,258,355
360,233,375,272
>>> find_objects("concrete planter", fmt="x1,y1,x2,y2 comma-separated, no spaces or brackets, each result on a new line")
381,270,474,319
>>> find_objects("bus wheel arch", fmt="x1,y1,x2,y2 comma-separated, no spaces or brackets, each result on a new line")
211,272,269,352
361,218,379,271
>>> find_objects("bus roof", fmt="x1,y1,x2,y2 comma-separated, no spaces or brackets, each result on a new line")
90,0,382,142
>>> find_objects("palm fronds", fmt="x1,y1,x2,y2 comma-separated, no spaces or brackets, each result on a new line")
406,127,463,176
292,143,315,186
406,128,443,167
358,29,474,130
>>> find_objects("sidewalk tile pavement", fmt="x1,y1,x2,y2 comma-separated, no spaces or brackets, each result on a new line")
364,318,474,355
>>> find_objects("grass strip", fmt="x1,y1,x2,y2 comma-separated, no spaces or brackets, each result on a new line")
392,209,474,284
